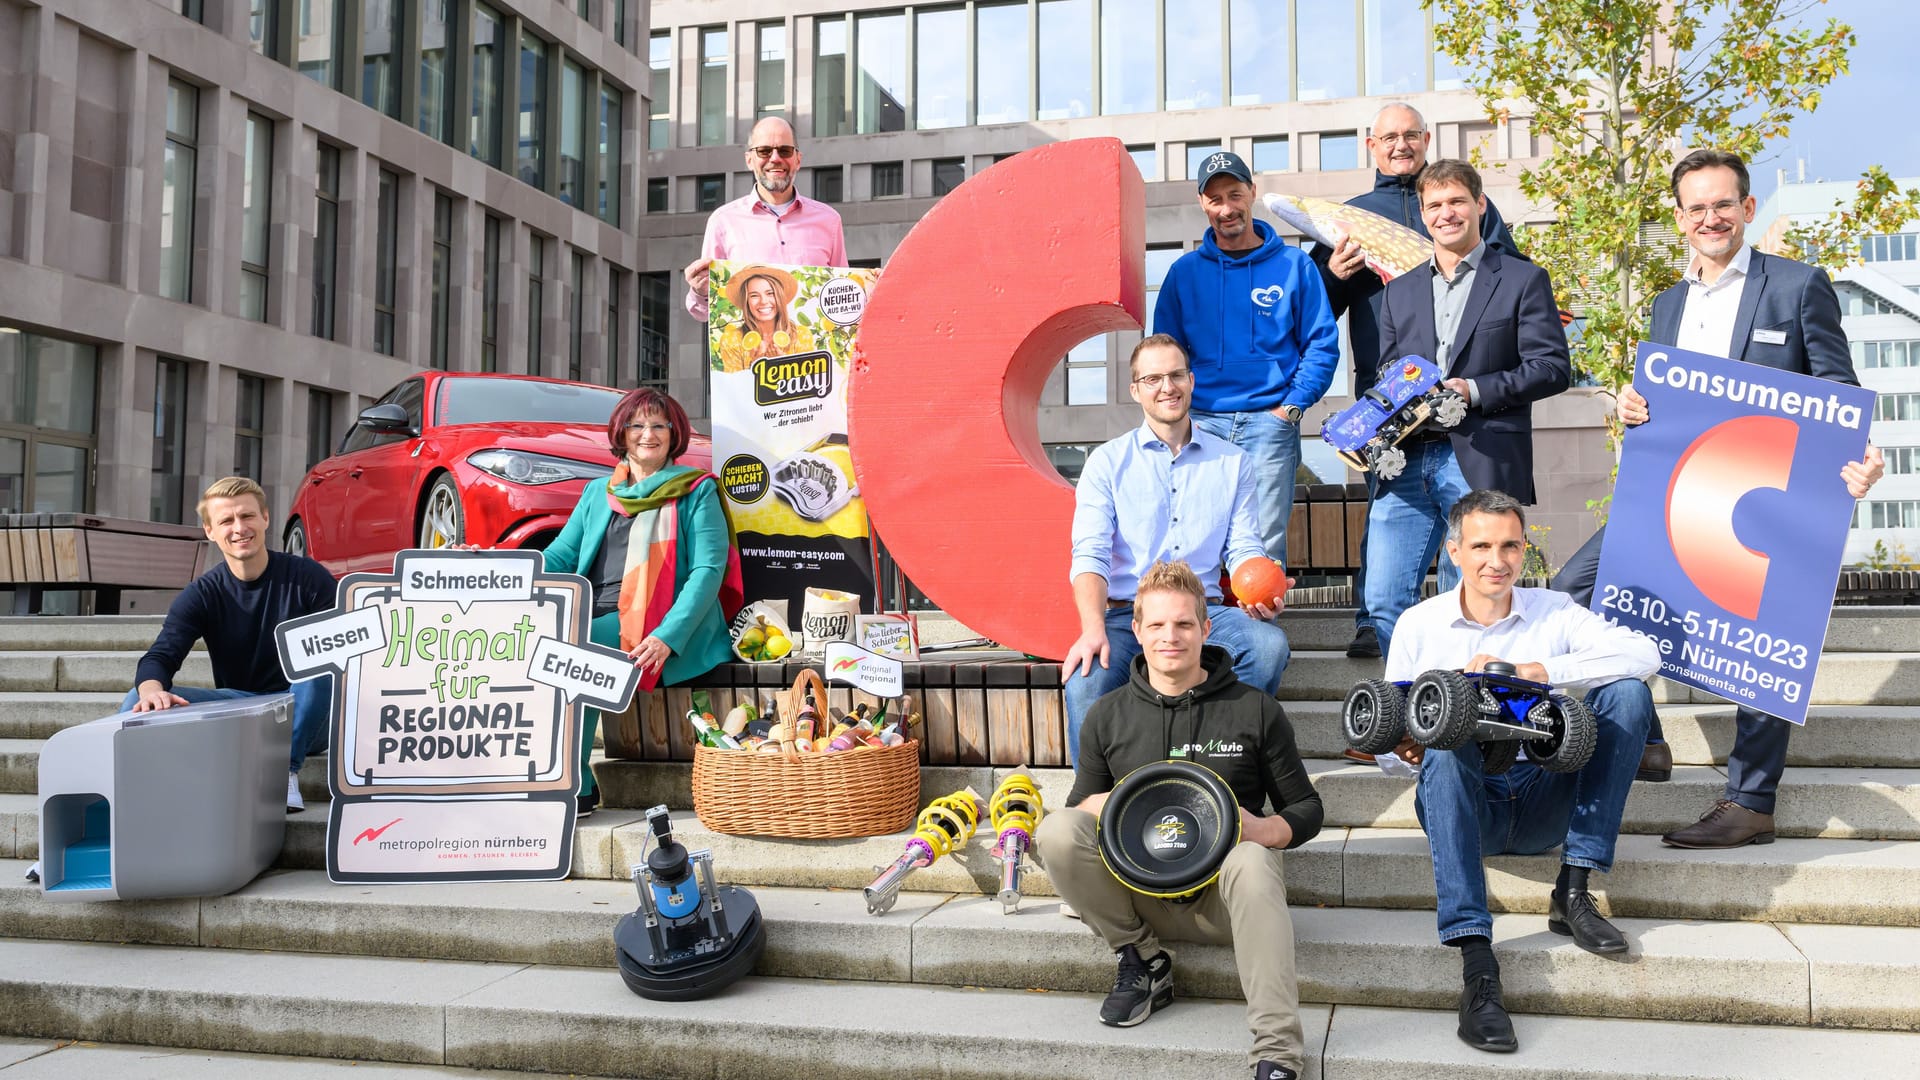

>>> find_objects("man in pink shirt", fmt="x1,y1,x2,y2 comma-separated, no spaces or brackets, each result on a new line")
682,117,848,319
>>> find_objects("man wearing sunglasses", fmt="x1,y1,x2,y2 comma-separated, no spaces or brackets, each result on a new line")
682,117,846,319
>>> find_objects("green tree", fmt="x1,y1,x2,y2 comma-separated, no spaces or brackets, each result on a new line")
1430,0,1920,443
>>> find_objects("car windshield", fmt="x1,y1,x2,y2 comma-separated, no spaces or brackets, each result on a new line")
436,378,624,427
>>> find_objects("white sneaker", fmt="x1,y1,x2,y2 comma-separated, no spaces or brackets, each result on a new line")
287,771,305,813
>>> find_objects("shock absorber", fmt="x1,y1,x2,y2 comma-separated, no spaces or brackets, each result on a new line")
989,770,1045,914
863,787,983,915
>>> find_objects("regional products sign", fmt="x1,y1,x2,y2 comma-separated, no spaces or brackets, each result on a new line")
276,550,638,883
1592,342,1873,724
709,260,880,614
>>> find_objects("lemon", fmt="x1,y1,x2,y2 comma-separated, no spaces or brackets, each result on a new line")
739,626,767,654
763,632,793,659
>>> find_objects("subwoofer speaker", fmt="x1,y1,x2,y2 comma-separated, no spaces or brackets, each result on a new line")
1097,760,1242,900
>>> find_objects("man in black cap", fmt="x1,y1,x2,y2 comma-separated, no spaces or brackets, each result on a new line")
1154,150,1341,578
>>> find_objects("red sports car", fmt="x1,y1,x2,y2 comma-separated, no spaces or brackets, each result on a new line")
286,373,711,576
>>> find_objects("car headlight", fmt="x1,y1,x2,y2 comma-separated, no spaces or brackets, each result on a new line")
467,449,614,486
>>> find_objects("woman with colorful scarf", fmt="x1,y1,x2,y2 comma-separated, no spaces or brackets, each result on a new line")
542,387,743,817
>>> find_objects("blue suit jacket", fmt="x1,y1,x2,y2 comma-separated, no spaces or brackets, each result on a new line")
1647,249,1857,386
1377,246,1572,503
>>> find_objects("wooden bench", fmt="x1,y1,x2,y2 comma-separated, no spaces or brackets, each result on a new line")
0,513,218,614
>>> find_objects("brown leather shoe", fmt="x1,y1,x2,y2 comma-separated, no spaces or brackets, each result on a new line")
1636,742,1672,782
1661,799,1775,848
1342,748,1377,765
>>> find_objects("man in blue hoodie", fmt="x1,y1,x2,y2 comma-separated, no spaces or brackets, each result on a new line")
1154,151,1341,578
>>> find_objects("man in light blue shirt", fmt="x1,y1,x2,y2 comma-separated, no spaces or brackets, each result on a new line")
1063,334,1293,761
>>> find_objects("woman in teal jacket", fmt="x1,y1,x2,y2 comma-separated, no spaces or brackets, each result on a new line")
543,387,742,816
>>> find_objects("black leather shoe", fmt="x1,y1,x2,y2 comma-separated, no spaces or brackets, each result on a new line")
1347,624,1382,659
1636,741,1672,782
1457,974,1517,1053
1549,887,1628,954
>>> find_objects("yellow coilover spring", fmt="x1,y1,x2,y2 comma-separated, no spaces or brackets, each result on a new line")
990,770,1045,913
863,787,983,915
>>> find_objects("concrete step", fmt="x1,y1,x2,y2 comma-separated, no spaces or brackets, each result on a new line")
0,1039,628,1079
0,693,129,741
0,739,36,794
0,616,194,653
48,653,212,694
5,865,1915,1028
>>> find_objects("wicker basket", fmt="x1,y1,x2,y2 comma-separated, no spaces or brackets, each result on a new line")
691,669,922,838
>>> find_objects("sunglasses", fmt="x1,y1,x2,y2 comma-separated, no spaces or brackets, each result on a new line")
749,145,799,160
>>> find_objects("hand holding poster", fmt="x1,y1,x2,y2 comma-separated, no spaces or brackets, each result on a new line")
1592,342,1874,724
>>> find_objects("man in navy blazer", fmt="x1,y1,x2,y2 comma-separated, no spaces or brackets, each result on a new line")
1554,149,1884,844
1363,159,1571,657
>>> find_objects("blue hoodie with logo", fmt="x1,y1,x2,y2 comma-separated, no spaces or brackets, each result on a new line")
1153,219,1342,414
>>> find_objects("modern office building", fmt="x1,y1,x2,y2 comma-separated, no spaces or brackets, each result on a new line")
1757,177,1920,564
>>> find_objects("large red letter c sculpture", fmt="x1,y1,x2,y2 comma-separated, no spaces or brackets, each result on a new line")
849,139,1145,660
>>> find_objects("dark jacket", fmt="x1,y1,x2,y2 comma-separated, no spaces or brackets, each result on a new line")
1067,645,1323,849
1648,248,1856,383
1377,244,1572,503
1312,169,1519,388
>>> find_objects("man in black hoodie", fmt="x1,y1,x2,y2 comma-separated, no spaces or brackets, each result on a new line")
1035,560,1322,1080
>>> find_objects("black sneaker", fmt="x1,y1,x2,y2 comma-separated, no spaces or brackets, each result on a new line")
576,790,599,819
1347,624,1382,659
1254,1064,1299,1080
1098,944,1173,1027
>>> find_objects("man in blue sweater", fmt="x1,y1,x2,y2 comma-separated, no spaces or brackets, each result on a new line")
1154,151,1341,579
1313,104,1519,660
127,477,338,812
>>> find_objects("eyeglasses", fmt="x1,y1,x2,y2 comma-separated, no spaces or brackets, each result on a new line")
749,145,799,160
1679,198,1744,223
1131,370,1193,390
1370,130,1426,145
625,421,671,433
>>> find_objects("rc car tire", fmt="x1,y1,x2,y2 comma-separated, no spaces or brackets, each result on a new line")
1478,738,1521,776
1527,696,1598,773
1431,389,1468,429
1406,669,1480,750
1371,442,1408,481
1343,679,1407,755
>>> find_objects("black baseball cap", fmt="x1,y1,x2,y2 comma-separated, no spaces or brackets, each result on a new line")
1194,150,1253,192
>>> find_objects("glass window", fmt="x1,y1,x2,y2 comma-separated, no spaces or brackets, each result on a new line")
1144,244,1182,334
1064,337,1107,405
160,81,197,303
638,272,669,389
1229,0,1287,105
756,22,786,120
1320,132,1359,170
10,333,98,435
30,442,88,516
815,16,850,138
178,1,204,24
1364,0,1427,96
471,2,505,166
151,357,189,522
647,177,668,212
362,0,402,118
1128,144,1158,181
613,0,627,48
437,378,623,425
420,0,453,142
560,60,587,207
240,112,272,323
649,32,672,149
696,174,726,211
699,27,728,146
517,33,548,188
598,83,622,223
1046,443,1096,484
307,388,335,468
527,235,546,374
1038,0,1092,120
856,12,906,134
312,142,339,340
430,191,452,370
916,7,967,129
248,0,281,59
374,168,398,356
1185,142,1221,181
1253,135,1289,173
569,251,586,381
872,161,903,198
1297,1,1357,100
481,214,502,372
605,265,622,376
234,374,266,481
932,158,965,196
975,3,1030,125
1101,0,1154,115
813,166,843,203
297,0,339,88
1165,0,1222,111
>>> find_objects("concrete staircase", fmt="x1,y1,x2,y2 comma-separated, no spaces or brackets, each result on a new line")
2,612,1918,1078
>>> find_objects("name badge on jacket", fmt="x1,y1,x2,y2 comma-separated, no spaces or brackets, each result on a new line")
1752,328,1788,345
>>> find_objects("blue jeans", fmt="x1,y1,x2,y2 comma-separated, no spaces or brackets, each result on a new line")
1414,678,1655,942
1063,602,1291,765
120,677,332,773
1363,441,1472,657
1192,410,1301,567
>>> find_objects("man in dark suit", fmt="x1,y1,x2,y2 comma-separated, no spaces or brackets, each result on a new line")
1363,159,1571,658
1553,149,1884,842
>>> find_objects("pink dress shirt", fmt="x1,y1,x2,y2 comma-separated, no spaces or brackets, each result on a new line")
686,193,849,319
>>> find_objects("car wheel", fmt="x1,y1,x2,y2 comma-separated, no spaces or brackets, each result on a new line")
418,474,466,549
284,518,309,558
1527,696,1598,773
1479,737,1521,776
1405,669,1479,750
1342,679,1407,755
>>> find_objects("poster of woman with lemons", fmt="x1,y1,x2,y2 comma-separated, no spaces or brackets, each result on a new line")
708,260,883,624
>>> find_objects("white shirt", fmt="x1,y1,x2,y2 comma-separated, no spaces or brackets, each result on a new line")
1385,585,1660,693
1673,241,1753,359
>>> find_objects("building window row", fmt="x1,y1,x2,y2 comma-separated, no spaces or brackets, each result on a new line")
0,327,97,518
1841,284,1906,317
1864,500,1920,530
1875,393,1920,422
1861,232,1919,264
1881,446,1920,476
1855,339,1920,370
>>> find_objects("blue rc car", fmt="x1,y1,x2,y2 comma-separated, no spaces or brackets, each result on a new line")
1341,662,1597,774
1320,354,1468,481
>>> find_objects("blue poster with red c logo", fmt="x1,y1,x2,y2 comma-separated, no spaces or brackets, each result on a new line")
1592,342,1873,725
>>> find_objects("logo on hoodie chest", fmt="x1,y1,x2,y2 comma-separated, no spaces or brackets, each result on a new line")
1169,739,1248,759
1250,285,1285,310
